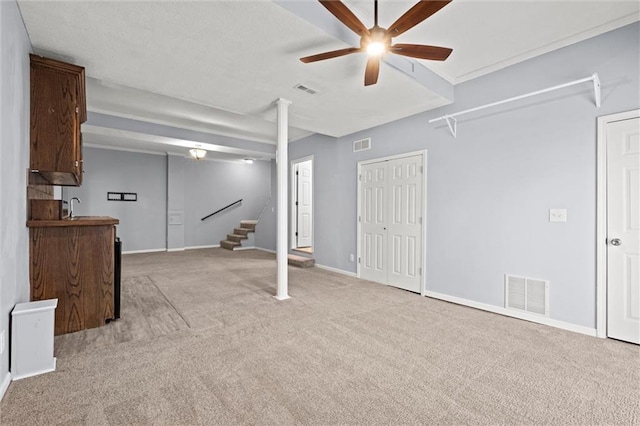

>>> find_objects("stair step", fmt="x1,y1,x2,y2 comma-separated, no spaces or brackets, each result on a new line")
233,228,252,236
220,240,240,250
240,220,258,231
288,254,315,268
227,234,247,243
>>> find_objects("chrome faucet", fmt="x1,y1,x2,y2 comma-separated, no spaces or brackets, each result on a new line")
70,197,81,218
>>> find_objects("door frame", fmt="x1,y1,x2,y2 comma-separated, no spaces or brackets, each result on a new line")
290,155,314,250
596,109,640,338
356,150,428,296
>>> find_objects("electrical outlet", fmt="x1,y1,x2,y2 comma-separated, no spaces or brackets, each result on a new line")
549,209,567,222
0,330,5,355
349,254,355,262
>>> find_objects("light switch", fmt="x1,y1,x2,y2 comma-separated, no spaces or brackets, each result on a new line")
168,210,183,225
549,209,567,222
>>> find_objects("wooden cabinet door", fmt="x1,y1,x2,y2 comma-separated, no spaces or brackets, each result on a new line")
30,226,115,335
76,133,83,186
30,64,79,174
29,55,85,186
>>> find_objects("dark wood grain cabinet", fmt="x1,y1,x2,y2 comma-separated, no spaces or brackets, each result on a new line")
28,218,119,335
30,54,86,186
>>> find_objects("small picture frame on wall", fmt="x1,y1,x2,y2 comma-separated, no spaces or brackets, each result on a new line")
107,192,137,202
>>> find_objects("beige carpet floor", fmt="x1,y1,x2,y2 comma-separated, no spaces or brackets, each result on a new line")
1,248,638,425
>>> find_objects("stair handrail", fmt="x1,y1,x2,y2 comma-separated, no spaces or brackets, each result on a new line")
257,197,271,223
201,199,242,221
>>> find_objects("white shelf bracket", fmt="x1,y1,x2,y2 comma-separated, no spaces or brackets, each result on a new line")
593,72,601,108
443,115,457,138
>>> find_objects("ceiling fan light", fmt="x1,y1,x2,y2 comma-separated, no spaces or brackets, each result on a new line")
189,148,207,160
367,42,385,56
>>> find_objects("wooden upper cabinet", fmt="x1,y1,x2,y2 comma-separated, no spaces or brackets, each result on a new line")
30,54,86,186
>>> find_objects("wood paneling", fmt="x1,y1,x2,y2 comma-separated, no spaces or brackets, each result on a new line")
30,200,62,220
30,223,116,335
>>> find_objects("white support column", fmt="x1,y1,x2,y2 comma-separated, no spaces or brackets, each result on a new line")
275,98,292,301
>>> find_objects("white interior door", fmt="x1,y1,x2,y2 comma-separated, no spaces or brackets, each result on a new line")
296,160,313,248
387,156,422,293
360,154,423,293
607,116,640,344
360,161,387,284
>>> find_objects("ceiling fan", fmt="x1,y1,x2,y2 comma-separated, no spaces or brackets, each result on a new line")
300,0,453,86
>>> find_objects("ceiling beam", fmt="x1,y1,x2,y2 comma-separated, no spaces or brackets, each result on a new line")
87,112,277,157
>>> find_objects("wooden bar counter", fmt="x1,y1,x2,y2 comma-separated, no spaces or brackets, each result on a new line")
27,216,119,335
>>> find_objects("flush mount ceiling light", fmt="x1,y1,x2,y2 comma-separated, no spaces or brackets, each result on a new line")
300,0,453,86
189,147,207,160
243,158,255,164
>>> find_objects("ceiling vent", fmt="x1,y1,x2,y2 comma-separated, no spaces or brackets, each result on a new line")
353,137,371,153
505,274,549,317
294,84,318,95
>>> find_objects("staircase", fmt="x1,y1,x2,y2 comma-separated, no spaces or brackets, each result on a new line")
219,219,316,269
220,220,257,250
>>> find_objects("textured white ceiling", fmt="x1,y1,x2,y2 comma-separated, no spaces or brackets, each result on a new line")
17,0,640,155
341,0,639,83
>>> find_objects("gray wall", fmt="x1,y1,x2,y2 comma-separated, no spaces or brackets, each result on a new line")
68,147,273,252
182,157,271,247
64,147,168,252
255,159,277,251
289,22,640,329
0,0,31,388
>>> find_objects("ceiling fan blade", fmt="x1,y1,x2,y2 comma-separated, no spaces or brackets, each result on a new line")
364,56,380,86
300,47,362,63
319,0,370,36
390,44,452,61
387,1,451,38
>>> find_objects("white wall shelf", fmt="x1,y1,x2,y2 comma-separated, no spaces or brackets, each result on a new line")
429,73,601,137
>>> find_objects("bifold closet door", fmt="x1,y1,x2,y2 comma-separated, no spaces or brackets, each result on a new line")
360,155,423,293
387,155,423,293
361,161,387,285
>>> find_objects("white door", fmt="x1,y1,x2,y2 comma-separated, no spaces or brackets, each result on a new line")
607,117,640,344
296,160,313,248
361,161,387,284
387,156,422,293
360,154,423,293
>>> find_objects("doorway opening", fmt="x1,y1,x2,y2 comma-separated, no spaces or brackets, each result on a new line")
291,156,313,254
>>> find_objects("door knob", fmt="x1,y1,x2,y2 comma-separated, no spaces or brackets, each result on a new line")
610,238,622,246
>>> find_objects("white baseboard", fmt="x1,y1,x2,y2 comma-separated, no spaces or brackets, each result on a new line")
185,245,220,250
11,358,56,381
234,246,256,251
166,248,186,252
254,247,276,254
315,263,357,278
0,371,10,401
122,248,166,255
424,290,597,337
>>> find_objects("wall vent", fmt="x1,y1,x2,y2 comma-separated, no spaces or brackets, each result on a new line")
294,84,318,95
353,137,371,152
505,274,549,317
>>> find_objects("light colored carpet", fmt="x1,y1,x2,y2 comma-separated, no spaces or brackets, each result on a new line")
1,248,638,425
54,275,189,358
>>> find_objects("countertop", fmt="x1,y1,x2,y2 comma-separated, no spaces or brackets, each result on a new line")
27,216,119,227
